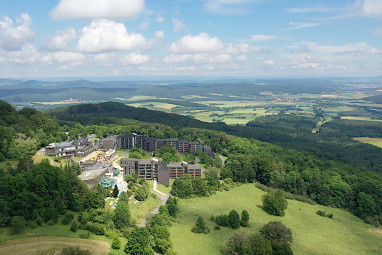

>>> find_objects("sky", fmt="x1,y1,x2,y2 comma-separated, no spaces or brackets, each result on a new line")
0,0,381,78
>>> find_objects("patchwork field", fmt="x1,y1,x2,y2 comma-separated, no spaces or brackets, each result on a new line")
0,237,110,255
169,184,382,255
353,137,382,148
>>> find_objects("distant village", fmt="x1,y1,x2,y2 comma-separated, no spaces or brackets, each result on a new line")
44,133,216,188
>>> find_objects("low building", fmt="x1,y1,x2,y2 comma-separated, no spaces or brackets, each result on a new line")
168,162,187,179
99,135,118,151
45,138,94,159
186,164,202,178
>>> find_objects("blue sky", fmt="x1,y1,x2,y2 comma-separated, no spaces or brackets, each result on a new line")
0,0,381,78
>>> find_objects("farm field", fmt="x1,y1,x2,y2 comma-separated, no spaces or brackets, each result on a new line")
169,184,382,255
0,237,110,255
353,137,382,148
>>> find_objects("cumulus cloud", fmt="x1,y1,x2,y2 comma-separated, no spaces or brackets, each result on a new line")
76,19,147,53
50,0,144,20
361,0,382,16
169,33,224,53
251,35,276,41
172,18,187,31
43,51,85,64
237,55,248,61
0,13,35,51
120,52,150,65
373,29,382,36
45,27,76,51
300,41,382,56
155,31,165,39
156,16,165,23
164,53,232,64
286,22,320,30
7,44,40,64
290,55,346,71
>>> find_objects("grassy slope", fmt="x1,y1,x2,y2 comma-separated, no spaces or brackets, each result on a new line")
353,137,382,148
170,184,382,255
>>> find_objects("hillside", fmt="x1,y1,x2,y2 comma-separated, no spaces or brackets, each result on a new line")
47,101,382,174
169,184,382,255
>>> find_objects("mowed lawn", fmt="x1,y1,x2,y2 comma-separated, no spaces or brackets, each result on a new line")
353,137,382,148
170,184,382,255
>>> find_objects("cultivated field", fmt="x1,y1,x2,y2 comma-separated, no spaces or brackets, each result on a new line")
169,184,382,255
353,137,382,148
0,237,110,255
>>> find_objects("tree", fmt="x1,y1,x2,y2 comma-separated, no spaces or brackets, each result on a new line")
262,190,288,216
135,183,150,201
356,192,377,218
113,184,119,198
228,210,240,229
246,234,273,255
241,210,249,227
191,216,210,234
216,214,230,227
10,216,26,234
272,243,294,255
260,221,292,245
124,227,154,255
113,201,130,229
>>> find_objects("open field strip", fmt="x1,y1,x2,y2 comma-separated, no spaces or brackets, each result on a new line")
115,96,158,101
0,237,110,255
169,184,382,255
341,116,382,122
353,137,382,148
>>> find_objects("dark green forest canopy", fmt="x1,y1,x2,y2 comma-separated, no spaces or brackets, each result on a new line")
0,100,64,161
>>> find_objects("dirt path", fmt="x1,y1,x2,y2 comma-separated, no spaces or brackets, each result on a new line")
368,228,382,236
0,237,110,255
137,180,170,227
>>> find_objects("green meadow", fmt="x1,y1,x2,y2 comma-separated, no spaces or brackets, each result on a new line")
169,184,382,255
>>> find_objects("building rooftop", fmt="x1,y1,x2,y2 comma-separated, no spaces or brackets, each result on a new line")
187,164,201,170
168,162,184,168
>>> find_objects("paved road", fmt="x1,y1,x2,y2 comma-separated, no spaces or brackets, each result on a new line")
123,151,128,158
219,154,225,166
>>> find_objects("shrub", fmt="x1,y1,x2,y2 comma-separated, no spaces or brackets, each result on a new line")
35,216,44,226
191,216,210,234
70,221,78,232
27,220,38,229
228,210,241,229
214,225,220,230
167,204,178,217
62,214,74,225
262,190,288,216
79,232,90,239
210,215,215,221
216,214,230,227
241,210,250,227
112,237,121,250
316,210,326,217
260,221,292,245
327,214,334,219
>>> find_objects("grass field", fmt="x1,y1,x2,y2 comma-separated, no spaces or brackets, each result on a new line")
341,116,382,122
353,137,382,148
0,160,18,170
169,184,382,255
130,194,161,224
0,237,110,255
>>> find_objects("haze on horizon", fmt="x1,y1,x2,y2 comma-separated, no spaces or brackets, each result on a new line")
0,0,381,78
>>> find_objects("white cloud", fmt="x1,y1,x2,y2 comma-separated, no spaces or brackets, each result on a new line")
156,16,165,23
120,52,150,65
373,29,382,36
290,55,346,71
300,41,382,56
45,27,76,51
169,33,224,53
7,44,40,64
43,51,85,64
172,18,187,31
76,19,147,53
164,53,232,64
237,55,248,61
361,0,382,16
140,18,151,30
286,7,338,13
155,31,165,39
251,35,277,41
205,0,255,15
264,60,275,66
0,13,35,51
286,22,320,30
50,0,144,20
